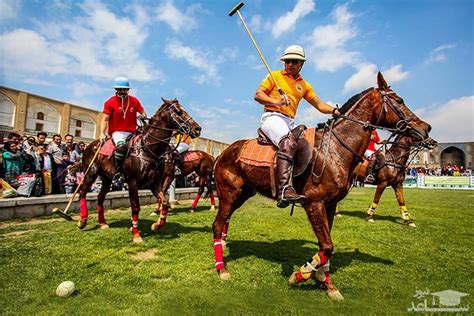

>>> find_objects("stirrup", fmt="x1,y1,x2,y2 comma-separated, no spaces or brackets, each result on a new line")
365,174,375,183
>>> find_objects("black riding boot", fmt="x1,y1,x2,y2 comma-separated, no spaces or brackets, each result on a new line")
276,134,306,208
365,158,376,183
172,150,182,175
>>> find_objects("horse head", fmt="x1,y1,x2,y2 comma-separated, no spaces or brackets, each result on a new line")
147,98,202,138
375,72,431,141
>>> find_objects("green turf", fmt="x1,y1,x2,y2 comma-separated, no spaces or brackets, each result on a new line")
1,188,473,315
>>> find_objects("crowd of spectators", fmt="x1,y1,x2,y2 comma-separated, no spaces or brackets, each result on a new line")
0,131,91,198
406,165,471,177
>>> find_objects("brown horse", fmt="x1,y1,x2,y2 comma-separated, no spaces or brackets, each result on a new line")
152,150,216,229
352,134,437,227
211,73,432,300
76,98,201,242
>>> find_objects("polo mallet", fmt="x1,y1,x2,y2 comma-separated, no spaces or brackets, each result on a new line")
52,142,103,221
229,2,289,105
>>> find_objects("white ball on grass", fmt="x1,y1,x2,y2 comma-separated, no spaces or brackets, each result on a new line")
56,281,75,298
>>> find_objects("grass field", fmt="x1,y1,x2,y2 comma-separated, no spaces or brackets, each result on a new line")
1,188,473,315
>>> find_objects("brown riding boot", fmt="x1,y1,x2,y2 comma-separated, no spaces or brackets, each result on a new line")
276,134,306,208
364,158,376,183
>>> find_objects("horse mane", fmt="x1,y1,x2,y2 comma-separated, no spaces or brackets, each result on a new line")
338,87,374,114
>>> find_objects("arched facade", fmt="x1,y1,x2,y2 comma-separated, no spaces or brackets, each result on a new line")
440,146,466,168
26,103,61,135
0,93,15,129
69,113,96,139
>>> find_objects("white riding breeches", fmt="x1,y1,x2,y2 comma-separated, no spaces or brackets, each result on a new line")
111,131,132,145
260,112,294,147
364,149,376,159
176,143,189,154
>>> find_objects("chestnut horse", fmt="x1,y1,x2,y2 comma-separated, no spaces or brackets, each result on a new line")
152,150,216,229
352,134,437,227
211,73,432,300
76,98,201,242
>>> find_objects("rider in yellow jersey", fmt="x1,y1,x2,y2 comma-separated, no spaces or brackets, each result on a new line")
254,45,340,208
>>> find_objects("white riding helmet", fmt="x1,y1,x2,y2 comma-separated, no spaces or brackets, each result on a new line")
280,45,306,61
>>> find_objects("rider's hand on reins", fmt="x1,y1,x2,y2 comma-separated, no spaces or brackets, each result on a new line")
332,107,341,118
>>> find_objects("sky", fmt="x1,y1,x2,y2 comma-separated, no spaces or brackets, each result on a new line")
1,0,473,144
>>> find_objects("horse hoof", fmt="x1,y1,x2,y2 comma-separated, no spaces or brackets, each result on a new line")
406,221,416,228
99,223,109,230
326,289,344,301
77,219,87,230
151,222,165,231
288,272,299,286
367,218,375,223
133,235,144,243
218,267,231,281
335,213,342,218
210,206,216,212
190,208,195,213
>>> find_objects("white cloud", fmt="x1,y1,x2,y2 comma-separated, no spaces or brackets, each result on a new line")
0,0,161,83
305,4,359,72
343,63,409,94
156,0,201,33
249,15,264,32
416,96,474,142
425,43,456,64
0,0,20,20
165,39,219,84
272,0,315,38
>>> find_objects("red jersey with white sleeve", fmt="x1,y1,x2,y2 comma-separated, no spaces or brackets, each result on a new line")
366,130,381,151
103,95,144,134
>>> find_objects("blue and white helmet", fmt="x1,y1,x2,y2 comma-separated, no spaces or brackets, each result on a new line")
113,77,131,89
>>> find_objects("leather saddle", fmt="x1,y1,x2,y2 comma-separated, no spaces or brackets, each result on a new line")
256,125,313,177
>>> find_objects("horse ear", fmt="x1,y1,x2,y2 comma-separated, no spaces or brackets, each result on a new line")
377,72,389,90
161,97,166,103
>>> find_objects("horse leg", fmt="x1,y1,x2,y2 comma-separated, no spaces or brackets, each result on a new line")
150,183,168,231
288,201,343,301
152,175,172,217
96,177,111,229
393,182,415,227
367,183,387,223
209,190,216,212
128,180,143,243
213,183,253,281
190,179,205,212
77,170,100,230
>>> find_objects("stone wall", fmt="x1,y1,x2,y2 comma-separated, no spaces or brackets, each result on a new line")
0,188,206,221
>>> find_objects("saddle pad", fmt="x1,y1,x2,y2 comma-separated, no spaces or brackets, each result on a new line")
237,128,316,167
182,151,200,162
99,139,115,156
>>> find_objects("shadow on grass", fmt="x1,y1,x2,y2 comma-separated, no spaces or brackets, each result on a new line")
103,219,211,239
226,239,394,280
338,209,404,225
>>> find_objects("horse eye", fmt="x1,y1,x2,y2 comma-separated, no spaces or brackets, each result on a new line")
397,97,404,104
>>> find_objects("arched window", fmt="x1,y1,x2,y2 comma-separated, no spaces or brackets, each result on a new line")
26,103,60,134
69,113,96,139
0,93,16,128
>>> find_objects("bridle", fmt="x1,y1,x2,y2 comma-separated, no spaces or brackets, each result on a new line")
135,100,197,161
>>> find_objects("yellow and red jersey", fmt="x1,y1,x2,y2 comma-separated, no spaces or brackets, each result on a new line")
176,134,191,144
260,70,317,118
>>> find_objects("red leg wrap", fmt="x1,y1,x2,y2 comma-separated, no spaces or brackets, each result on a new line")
159,208,169,226
318,251,328,267
213,238,225,270
80,198,88,219
210,192,215,206
325,271,331,285
295,271,309,282
191,194,200,209
97,205,105,223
